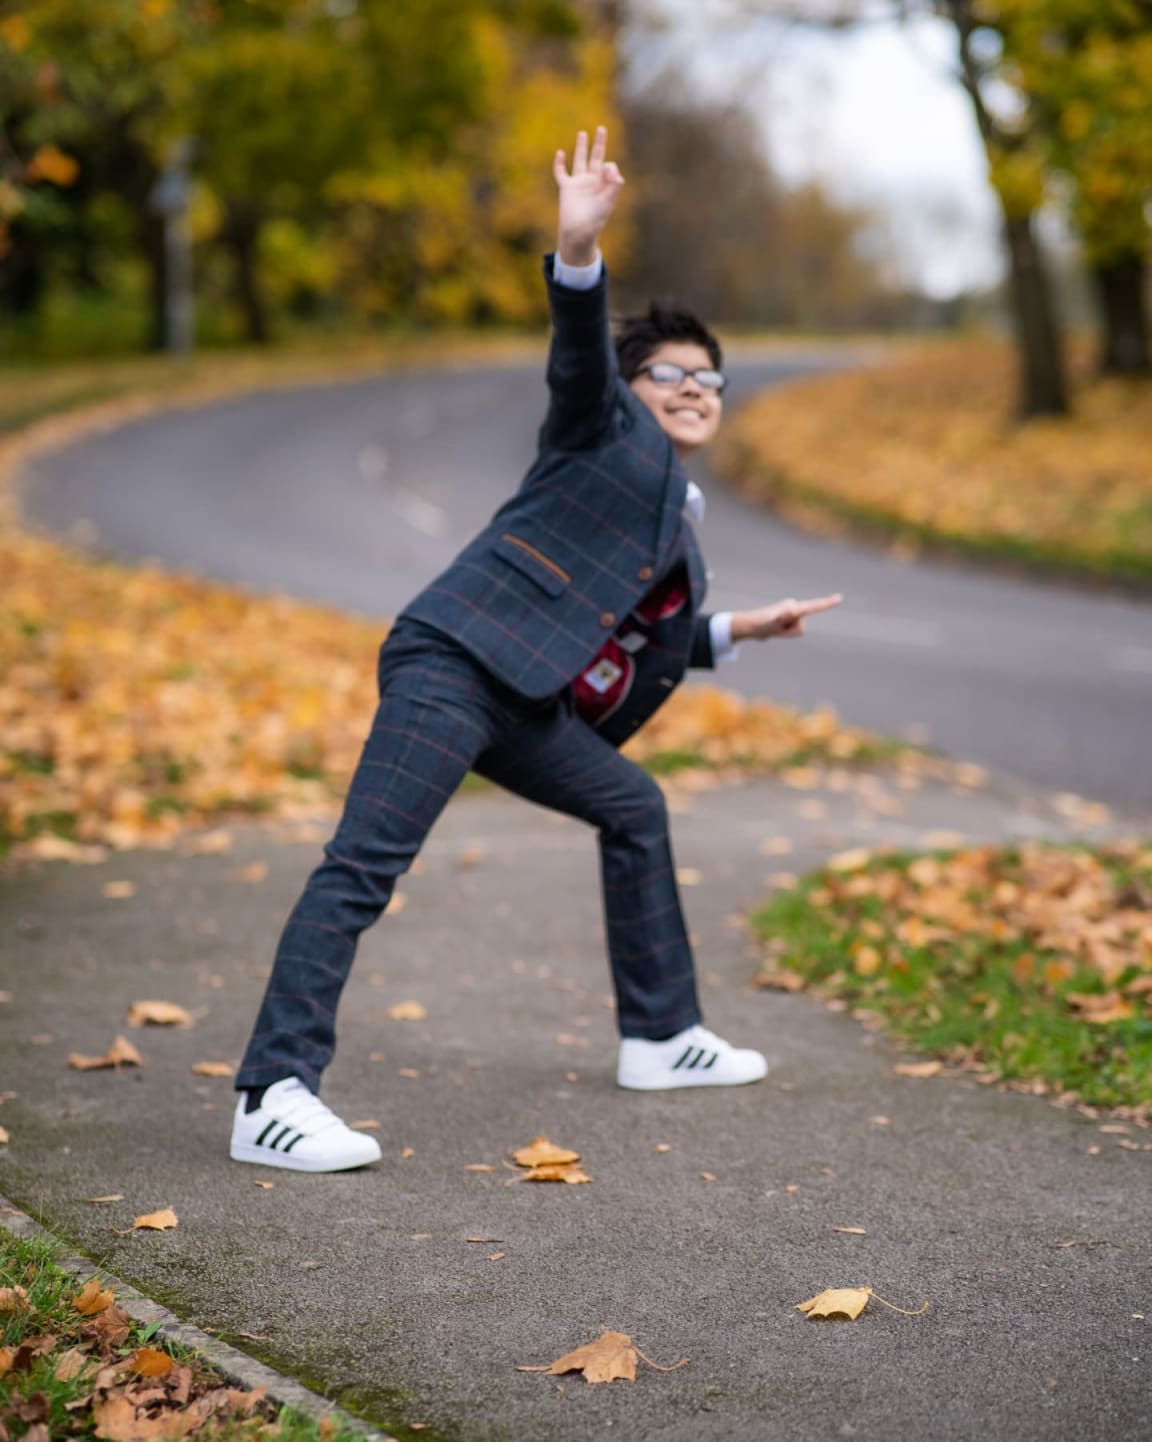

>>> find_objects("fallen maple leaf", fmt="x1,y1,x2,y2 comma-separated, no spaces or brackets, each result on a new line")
796,1286,928,1320
754,969,807,992
253,1181,274,1190
520,1163,591,1184
892,1061,943,1078
128,1347,173,1377
53,1347,91,1382
455,843,489,869
1067,992,1135,1024
126,1000,192,1028
828,848,872,872
182,829,232,855
73,1278,115,1315
796,1286,872,1320
386,1000,426,1021
92,1392,198,1440
0,1125,9,1144
231,861,268,883
676,867,702,886
69,1036,143,1070
191,1061,234,1077
132,1209,179,1232
517,1330,688,1383
511,1135,580,1167
0,1285,28,1311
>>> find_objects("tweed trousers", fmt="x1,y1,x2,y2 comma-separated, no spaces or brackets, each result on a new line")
236,618,703,1093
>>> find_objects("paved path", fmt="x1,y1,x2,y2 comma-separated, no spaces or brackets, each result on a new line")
18,353,1152,813
2,770,1148,1442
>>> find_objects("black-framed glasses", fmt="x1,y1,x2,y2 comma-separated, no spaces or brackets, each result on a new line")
636,361,727,393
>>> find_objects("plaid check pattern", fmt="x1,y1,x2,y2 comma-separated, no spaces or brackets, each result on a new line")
236,620,703,1092
236,257,721,1095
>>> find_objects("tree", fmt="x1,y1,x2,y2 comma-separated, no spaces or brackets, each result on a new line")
991,0,1152,376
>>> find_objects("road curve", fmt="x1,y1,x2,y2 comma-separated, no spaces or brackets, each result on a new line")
18,354,1152,816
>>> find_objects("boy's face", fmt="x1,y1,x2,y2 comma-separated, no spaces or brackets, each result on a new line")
628,341,724,457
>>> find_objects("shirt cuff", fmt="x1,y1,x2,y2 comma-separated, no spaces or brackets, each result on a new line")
553,251,604,290
710,611,740,664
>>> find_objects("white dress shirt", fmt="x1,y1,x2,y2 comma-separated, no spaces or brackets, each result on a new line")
552,251,739,664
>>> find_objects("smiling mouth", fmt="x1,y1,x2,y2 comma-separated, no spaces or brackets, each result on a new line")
668,408,706,421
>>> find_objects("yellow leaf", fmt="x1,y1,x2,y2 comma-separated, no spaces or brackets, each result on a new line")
191,1061,234,1077
128,1346,173,1377
517,1330,688,1384
349,1119,381,1130
0,1125,8,1144
832,1226,867,1235
520,1163,592,1184
0,1286,29,1312
796,1286,873,1320
675,867,702,886
126,1000,192,1027
852,945,882,976
892,1061,943,1078
754,969,807,992
828,848,872,873
511,1135,580,1167
133,1208,179,1231
73,1277,115,1315
386,1000,426,1021
232,861,268,884
69,1036,144,1070
1067,992,1134,1023
102,880,136,899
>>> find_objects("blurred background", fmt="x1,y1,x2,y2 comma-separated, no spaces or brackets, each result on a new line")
2,0,1148,395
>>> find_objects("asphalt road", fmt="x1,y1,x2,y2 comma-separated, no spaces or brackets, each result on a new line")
19,352,1152,815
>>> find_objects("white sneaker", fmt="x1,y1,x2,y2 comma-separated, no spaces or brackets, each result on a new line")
229,1077,382,1173
617,1024,768,1091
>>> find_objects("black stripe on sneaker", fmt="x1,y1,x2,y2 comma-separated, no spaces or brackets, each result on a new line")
685,1048,708,1070
269,1124,294,1150
282,1132,305,1155
255,1119,280,1147
703,1052,719,1069
671,1045,695,1071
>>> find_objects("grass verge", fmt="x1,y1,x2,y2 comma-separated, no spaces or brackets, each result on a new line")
0,1224,365,1441
719,340,1152,587
750,841,1152,1112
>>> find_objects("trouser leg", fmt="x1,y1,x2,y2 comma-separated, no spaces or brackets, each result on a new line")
236,646,494,1092
475,703,702,1039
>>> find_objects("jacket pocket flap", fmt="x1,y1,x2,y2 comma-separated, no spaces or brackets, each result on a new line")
492,533,570,597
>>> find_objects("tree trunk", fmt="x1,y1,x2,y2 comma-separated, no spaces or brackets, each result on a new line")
1002,212,1069,417
224,204,270,344
946,0,1070,419
1092,252,1150,376
139,209,168,352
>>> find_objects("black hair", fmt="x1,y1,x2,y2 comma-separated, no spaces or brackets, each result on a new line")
614,300,723,382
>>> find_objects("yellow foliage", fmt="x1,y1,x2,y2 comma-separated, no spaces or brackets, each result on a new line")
722,341,1152,581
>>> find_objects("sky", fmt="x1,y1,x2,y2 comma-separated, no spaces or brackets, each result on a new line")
624,5,1006,298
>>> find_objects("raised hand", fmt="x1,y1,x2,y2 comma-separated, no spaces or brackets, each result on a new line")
731,594,844,642
553,125,625,267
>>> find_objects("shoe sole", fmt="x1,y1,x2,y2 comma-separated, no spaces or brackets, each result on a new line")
617,1062,769,1091
229,1142,381,1173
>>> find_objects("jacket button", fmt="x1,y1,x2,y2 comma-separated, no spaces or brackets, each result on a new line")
600,611,616,628
637,565,653,581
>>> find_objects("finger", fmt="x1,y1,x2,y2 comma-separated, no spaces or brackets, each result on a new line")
573,129,588,173
603,161,624,186
553,149,567,185
589,124,607,169
795,594,843,615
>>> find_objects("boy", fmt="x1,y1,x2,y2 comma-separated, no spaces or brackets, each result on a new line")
230,127,842,1171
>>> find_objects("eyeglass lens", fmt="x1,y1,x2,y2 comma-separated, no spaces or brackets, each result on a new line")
646,363,725,391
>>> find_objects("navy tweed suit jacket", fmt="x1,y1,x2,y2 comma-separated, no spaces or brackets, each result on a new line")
400,254,717,736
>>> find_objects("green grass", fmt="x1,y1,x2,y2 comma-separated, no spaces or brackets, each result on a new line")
0,1227,365,1440
750,846,1152,1109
